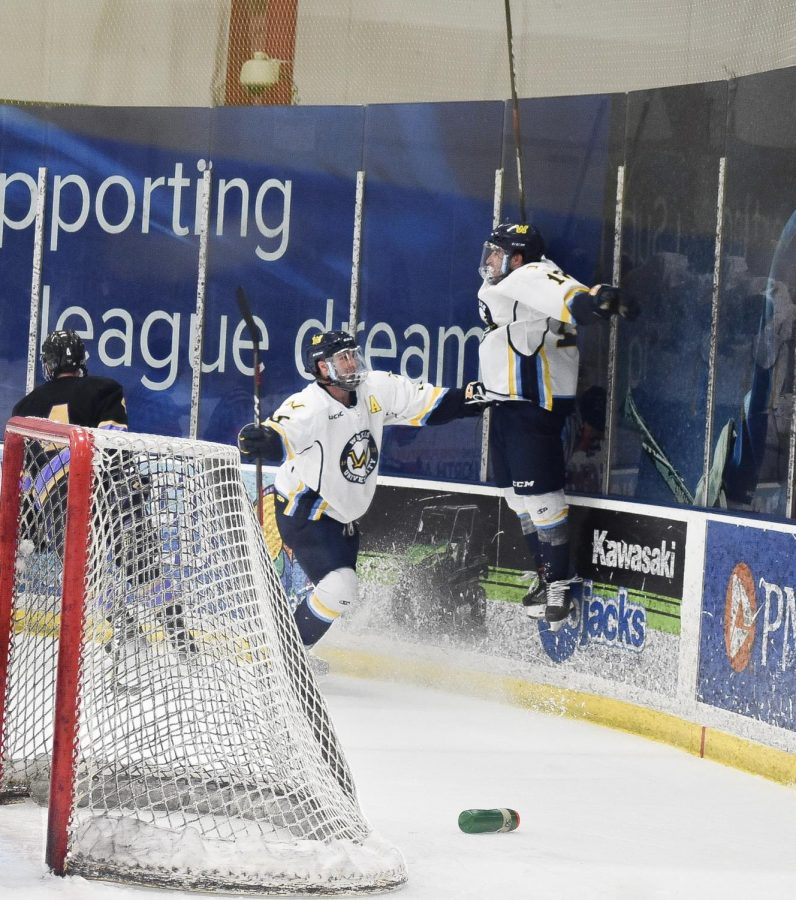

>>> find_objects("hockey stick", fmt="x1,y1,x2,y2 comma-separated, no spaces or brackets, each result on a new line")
503,0,527,222
624,390,695,505
235,286,265,525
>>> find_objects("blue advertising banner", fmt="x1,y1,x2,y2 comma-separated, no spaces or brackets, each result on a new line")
0,106,52,417
699,520,796,731
357,101,503,482
0,105,215,433
200,105,366,446
0,104,366,441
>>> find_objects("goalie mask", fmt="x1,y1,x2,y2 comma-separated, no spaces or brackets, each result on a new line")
479,222,546,284
41,329,88,381
302,330,370,391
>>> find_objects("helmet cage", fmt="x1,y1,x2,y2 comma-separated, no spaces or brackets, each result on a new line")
322,347,370,390
479,223,545,284
303,330,370,391
479,241,510,284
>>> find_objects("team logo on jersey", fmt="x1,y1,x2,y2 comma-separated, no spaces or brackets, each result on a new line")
478,299,495,329
340,429,378,484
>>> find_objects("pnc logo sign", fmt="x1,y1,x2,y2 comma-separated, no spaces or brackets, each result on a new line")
723,562,758,672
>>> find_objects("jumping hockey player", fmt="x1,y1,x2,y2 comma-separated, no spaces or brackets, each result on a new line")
477,223,638,631
238,329,487,648
13,329,195,653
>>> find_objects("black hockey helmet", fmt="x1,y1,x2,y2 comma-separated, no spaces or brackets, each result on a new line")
302,330,370,390
41,329,88,381
479,222,546,284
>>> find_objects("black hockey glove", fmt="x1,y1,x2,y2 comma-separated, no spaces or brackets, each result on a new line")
426,383,490,424
464,381,489,405
238,422,270,458
590,285,640,322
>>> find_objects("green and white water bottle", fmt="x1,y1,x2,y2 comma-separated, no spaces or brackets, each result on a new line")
458,808,520,834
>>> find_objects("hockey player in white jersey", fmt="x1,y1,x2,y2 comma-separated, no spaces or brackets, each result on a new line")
477,223,638,631
238,330,486,647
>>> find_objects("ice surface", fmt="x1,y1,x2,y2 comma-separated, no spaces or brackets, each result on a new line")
2,673,796,899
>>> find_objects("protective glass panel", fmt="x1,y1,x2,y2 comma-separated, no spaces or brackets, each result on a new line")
610,81,728,505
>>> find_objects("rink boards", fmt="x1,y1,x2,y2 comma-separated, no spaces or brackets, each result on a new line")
4,449,795,783
324,475,796,781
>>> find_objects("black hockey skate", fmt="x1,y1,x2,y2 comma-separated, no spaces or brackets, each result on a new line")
543,576,582,633
520,569,547,620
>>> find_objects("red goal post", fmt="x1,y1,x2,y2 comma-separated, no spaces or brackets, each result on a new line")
0,418,94,874
0,417,406,893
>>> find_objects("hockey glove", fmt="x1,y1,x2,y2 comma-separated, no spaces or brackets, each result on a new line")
590,285,640,322
464,381,489,404
238,422,270,458
427,384,489,424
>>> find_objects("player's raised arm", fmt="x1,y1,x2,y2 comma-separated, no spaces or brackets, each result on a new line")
372,371,488,427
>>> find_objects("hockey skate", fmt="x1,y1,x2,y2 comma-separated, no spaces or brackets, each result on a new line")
543,575,582,633
520,570,547,619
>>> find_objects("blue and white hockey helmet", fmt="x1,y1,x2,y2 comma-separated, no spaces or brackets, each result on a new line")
479,222,546,284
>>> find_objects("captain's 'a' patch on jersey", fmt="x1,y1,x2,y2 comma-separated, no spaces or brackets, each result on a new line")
339,429,378,484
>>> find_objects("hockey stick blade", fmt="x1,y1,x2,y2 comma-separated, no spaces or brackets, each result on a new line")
235,286,263,412
624,390,694,504
236,286,256,334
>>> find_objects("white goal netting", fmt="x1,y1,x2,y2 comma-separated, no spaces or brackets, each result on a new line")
0,418,406,894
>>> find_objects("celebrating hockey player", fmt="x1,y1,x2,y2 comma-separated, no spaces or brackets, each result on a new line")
238,329,487,648
477,223,638,631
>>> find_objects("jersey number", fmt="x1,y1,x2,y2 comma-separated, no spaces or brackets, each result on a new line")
545,269,573,285
48,403,70,424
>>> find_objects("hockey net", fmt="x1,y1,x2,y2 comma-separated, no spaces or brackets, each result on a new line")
0,417,406,894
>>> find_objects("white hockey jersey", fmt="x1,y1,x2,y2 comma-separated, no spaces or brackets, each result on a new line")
477,257,590,411
266,371,449,523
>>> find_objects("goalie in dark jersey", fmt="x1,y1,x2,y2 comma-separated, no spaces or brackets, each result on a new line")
12,329,195,653
13,328,128,429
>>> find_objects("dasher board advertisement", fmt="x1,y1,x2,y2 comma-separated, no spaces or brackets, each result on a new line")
699,520,796,731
